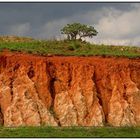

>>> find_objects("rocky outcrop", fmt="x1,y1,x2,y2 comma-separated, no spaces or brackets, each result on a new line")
0,51,139,127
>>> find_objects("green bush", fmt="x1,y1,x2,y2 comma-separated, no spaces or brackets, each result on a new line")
68,41,81,51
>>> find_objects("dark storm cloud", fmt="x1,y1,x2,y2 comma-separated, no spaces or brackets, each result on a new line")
0,3,132,29
0,3,132,22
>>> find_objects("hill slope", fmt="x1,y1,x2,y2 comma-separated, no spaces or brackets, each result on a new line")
0,36,139,58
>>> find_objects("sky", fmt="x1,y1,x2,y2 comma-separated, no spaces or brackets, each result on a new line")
0,2,140,46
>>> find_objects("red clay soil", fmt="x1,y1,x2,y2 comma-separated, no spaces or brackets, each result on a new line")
0,51,140,127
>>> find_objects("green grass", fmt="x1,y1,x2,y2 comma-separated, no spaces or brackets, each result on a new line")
0,38,140,58
0,126,140,137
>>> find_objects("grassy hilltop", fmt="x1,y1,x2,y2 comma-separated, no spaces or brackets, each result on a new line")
0,36,140,58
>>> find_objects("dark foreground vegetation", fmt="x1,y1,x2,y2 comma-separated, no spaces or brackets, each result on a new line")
0,36,140,58
0,126,140,138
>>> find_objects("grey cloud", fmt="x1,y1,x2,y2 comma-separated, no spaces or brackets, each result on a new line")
8,23,31,36
0,3,133,26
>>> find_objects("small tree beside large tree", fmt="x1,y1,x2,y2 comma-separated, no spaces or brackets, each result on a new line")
61,23,98,41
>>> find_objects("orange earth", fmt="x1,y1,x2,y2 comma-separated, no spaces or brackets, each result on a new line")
0,51,140,127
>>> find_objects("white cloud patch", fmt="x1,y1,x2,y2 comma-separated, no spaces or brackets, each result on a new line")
9,23,30,36
92,6,140,46
96,7,140,39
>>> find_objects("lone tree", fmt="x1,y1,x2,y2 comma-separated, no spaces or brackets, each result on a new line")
61,23,98,41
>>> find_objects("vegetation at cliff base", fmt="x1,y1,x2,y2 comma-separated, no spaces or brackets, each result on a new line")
0,126,140,138
0,36,139,58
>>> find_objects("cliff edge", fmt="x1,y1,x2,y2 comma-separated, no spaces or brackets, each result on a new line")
0,51,140,127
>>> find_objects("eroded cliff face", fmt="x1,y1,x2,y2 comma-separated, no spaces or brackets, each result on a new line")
0,51,140,127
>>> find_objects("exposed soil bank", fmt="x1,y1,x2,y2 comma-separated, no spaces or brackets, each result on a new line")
0,51,140,127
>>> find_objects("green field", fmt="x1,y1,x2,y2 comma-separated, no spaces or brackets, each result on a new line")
0,126,139,138
0,36,139,58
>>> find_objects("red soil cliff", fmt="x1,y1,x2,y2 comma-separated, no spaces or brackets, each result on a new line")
0,51,140,127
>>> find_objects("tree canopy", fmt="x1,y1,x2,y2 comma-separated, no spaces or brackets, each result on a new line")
61,23,98,41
